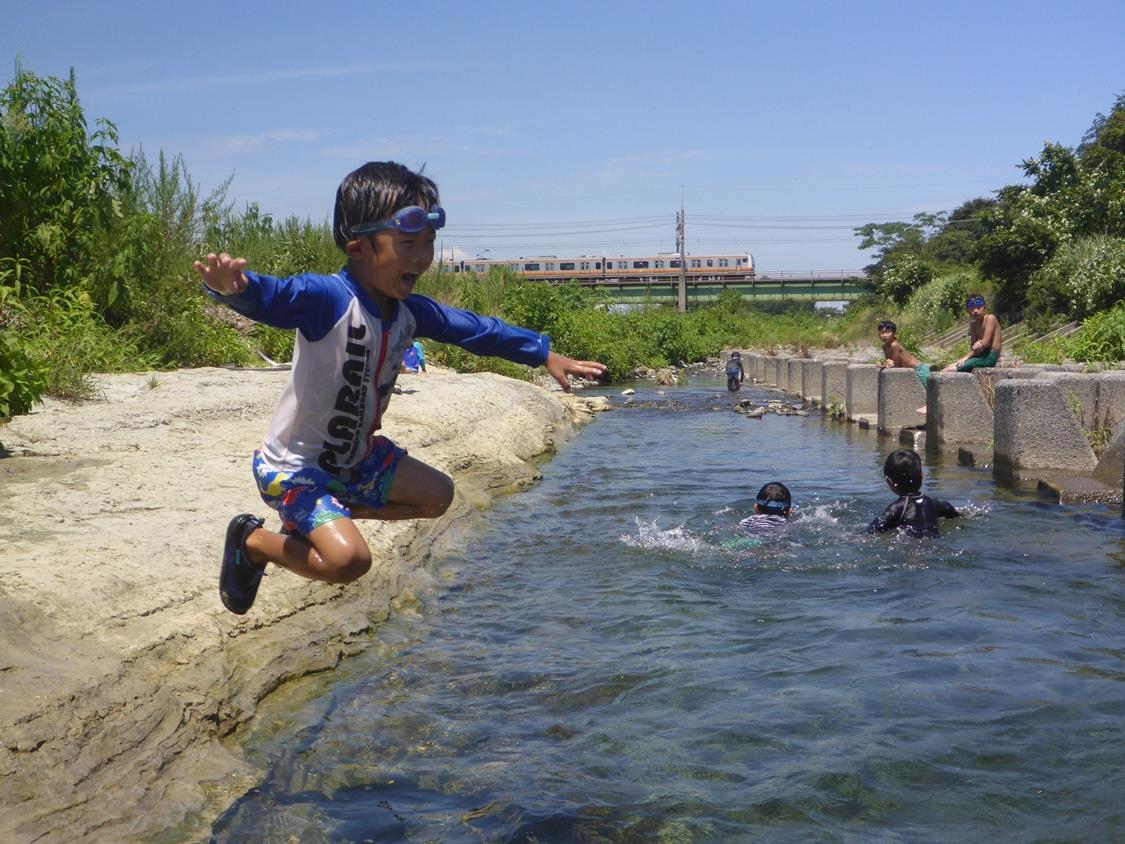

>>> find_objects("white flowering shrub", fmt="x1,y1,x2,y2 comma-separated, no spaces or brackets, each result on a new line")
1028,235,1125,319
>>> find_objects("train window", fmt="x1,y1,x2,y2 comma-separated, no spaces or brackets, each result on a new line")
719,259,728,267
560,262,575,270
670,260,681,268
524,263,540,271
580,262,589,270
706,259,713,267
632,261,649,269
545,264,556,271
691,260,701,268
596,262,602,269
655,261,664,268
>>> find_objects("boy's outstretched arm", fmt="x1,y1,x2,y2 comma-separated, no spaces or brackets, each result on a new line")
545,351,607,392
193,252,250,295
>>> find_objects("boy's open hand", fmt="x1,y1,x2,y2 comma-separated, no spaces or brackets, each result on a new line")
545,352,607,392
193,252,250,295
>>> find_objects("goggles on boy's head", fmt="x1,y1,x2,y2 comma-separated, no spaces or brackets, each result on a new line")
877,320,896,332
756,498,790,511
350,205,446,237
966,296,986,309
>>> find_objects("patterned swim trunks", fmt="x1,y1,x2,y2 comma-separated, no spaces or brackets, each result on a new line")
252,437,407,536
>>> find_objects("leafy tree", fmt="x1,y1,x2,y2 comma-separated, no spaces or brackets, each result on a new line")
877,253,934,305
0,64,133,313
977,93,1125,314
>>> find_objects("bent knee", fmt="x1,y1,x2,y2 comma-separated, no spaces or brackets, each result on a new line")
420,474,455,518
321,548,372,584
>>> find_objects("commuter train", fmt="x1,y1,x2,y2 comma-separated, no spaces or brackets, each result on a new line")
438,252,755,284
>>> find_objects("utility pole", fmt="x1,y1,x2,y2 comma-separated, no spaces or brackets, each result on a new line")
676,202,687,313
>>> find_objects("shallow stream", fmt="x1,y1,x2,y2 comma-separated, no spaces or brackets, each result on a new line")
211,376,1125,842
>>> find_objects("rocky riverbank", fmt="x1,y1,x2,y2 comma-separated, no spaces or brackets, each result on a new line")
0,367,607,842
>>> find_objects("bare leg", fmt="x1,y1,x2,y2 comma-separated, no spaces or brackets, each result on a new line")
350,454,454,521
244,518,372,584
241,456,453,584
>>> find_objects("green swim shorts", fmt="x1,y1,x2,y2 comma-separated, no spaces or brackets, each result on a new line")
956,350,1000,372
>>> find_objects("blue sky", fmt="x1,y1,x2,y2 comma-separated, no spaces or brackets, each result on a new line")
3,0,1123,271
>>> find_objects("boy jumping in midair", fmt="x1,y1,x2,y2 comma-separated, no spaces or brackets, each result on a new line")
194,161,606,614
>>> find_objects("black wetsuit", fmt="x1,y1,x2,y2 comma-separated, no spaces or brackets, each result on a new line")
867,494,959,538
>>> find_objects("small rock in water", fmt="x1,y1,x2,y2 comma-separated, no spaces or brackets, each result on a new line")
746,406,766,419
621,388,636,396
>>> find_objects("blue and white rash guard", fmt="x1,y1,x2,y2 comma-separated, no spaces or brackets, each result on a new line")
205,267,550,478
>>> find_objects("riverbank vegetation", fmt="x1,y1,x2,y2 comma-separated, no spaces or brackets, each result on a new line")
1,64,1123,419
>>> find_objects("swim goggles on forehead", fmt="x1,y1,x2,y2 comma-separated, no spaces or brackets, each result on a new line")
966,296,985,309
350,205,446,237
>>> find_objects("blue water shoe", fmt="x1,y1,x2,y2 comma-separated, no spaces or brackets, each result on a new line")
220,513,266,615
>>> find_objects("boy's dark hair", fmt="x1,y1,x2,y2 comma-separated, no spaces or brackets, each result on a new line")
756,481,792,512
884,449,923,494
333,161,440,251
877,320,897,333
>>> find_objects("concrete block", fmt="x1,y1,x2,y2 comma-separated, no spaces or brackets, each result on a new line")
1092,423,1125,488
993,379,1097,477
1039,372,1098,431
750,354,767,383
768,357,782,387
778,358,791,393
787,359,803,397
877,367,927,433
926,372,994,446
1095,372,1125,431
846,364,879,421
821,362,850,412
801,360,822,402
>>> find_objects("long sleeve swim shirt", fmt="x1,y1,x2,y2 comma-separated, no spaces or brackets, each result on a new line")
867,494,959,538
204,268,550,477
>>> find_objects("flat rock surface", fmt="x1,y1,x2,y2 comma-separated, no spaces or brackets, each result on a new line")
0,366,600,842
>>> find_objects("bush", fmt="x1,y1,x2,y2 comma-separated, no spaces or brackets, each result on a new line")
1063,300,1125,363
0,331,47,417
877,255,935,306
906,271,971,325
1026,234,1125,320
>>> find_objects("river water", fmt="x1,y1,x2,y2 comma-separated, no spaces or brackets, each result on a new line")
211,376,1125,843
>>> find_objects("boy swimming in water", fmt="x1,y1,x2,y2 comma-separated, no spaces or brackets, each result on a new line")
868,450,959,538
721,482,793,550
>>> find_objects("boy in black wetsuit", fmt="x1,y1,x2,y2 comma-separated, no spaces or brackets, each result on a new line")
868,450,959,538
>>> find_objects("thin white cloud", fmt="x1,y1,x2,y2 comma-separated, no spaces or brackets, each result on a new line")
92,65,387,97
215,129,323,154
